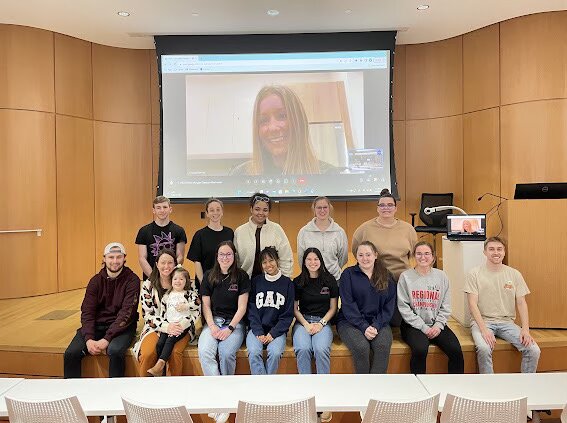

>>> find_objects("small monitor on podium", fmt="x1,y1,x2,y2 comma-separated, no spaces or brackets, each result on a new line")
514,182,567,199
447,214,486,241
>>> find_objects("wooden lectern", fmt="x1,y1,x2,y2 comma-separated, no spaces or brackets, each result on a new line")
501,199,567,328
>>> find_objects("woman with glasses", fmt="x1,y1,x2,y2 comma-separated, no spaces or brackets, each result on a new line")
187,198,234,292
198,241,250,423
397,241,464,374
297,196,348,281
352,188,417,325
234,192,293,278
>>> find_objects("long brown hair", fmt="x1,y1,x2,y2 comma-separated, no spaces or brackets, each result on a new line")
148,249,177,300
356,241,389,291
249,85,320,175
207,241,242,286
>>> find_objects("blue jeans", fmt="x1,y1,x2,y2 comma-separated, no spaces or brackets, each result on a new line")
246,330,287,375
292,315,333,374
198,317,245,376
471,321,541,374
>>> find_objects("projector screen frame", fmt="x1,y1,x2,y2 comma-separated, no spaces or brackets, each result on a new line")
154,31,398,204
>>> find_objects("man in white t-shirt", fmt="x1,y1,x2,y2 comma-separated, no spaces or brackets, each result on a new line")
464,236,540,373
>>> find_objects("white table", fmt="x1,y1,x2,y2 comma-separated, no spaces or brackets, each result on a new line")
0,374,429,417
0,379,24,396
418,373,567,411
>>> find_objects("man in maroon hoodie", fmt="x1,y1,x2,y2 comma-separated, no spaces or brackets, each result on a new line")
64,242,140,378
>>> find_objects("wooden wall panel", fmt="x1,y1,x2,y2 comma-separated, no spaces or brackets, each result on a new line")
501,11,567,105
55,34,92,119
94,122,153,277
92,45,151,124
405,116,463,222
393,45,406,121
0,25,54,112
0,110,57,298
393,121,406,221
463,108,501,236
500,99,567,199
406,36,463,120
56,115,96,291
150,51,160,125
151,124,160,197
463,24,500,113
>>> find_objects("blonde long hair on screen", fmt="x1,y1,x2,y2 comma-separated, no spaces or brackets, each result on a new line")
248,85,320,175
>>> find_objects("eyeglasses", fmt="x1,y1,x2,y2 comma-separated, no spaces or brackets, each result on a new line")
378,203,396,209
415,252,433,257
218,252,234,259
253,195,270,203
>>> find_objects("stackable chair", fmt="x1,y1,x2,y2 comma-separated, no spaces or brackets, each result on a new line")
440,394,527,423
361,394,440,423
235,396,317,423
122,397,194,423
5,395,89,423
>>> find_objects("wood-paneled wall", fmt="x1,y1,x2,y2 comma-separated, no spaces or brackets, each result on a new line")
2,10,567,298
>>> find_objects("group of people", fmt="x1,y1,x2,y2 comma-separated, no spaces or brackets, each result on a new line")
64,190,541,423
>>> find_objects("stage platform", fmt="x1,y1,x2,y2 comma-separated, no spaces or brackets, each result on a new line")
1,289,566,423
2,288,567,379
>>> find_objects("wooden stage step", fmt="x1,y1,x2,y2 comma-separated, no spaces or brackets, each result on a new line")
2,288,567,378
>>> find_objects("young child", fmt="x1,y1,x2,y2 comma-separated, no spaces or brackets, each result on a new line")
147,267,200,376
246,246,295,375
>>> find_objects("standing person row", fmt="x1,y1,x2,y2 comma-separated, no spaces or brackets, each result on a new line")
234,193,293,278
297,196,348,281
136,196,187,280
352,189,417,327
187,198,234,292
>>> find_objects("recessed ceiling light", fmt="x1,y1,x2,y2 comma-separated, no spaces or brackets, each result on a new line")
191,12,199,17
345,9,353,14
417,4,430,10
117,11,130,17
267,9,280,17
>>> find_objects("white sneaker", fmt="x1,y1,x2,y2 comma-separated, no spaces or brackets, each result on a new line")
360,410,365,421
320,411,332,422
215,413,230,423
208,413,216,419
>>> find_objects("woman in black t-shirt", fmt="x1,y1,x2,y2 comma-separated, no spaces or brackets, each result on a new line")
198,241,250,384
292,247,338,377
187,198,234,292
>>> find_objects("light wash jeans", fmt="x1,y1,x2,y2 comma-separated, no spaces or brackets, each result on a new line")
246,330,287,375
471,321,541,374
198,317,245,376
292,315,333,374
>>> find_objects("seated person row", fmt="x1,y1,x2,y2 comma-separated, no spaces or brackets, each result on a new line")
69,217,539,386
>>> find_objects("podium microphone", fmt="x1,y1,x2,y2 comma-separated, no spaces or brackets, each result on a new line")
477,192,509,202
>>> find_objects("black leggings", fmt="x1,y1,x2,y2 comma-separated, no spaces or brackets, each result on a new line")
400,321,464,374
156,329,189,361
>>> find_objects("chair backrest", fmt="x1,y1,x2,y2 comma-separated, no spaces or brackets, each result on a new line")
122,397,194,423
361,394,439,423
5,395,89,423
440,394,527,423
235,396,317,423
418,193,454,227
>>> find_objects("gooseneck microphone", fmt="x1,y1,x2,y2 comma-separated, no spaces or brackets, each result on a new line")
477,192,509,202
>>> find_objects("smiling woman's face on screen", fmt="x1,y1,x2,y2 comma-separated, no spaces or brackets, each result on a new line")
258,93,290,165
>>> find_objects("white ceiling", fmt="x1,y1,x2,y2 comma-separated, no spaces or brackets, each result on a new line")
2,0,567,49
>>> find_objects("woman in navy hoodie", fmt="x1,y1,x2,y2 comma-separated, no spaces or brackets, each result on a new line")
337,241,396,374
246,246,295,375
